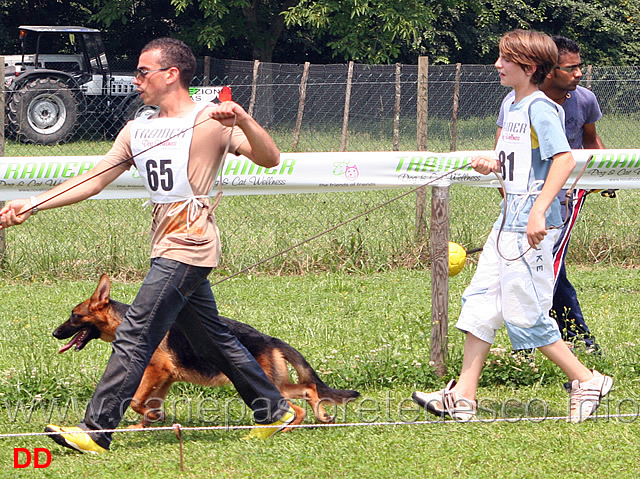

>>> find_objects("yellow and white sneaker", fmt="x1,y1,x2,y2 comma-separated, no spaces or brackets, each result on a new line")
45,424,107,454
243,407,297,439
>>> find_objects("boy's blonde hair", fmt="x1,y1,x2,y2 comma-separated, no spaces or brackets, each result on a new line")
499,30,558,84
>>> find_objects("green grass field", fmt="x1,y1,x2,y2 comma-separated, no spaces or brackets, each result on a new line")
1,114,640,477
1,176,639,281
0,266,638,478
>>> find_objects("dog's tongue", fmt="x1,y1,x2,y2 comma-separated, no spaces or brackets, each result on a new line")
58,341,75,354
58,331,86,354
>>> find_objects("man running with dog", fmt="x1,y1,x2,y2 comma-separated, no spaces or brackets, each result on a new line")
0,37,295,453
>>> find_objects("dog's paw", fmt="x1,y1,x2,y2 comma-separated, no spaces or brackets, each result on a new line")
142,410,167,424
321,414,336,424
126,422,147,430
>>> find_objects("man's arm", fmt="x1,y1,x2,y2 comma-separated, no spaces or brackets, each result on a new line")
582,122,617,196
582,123,605,149
0,159,126,229
208,101,280,168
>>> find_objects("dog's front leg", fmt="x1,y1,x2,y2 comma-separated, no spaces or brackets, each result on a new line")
128,364,174,428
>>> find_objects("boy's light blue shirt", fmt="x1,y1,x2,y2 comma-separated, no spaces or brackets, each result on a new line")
494,92,571,232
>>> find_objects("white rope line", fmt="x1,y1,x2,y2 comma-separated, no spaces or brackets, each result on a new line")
1,412,638,439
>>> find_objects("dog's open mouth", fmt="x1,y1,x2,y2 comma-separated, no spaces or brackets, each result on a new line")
58,329,90,354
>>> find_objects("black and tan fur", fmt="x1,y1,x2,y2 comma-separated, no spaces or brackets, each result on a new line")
53,274,359,429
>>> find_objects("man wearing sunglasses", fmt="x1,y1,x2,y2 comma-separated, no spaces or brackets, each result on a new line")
496,35,605,355
1,37,296,453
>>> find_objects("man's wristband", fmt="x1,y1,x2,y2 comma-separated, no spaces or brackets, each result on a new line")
30,196,39,215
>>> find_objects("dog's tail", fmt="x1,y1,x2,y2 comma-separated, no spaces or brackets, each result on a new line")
278,340,360,402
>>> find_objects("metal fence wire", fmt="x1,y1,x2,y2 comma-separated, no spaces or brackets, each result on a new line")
1,59,639,280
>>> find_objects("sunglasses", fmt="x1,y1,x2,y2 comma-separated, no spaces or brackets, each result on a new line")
133,67,170,80
555,63,584,73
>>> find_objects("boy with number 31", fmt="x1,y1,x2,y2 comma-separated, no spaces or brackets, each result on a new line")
412,30,613,422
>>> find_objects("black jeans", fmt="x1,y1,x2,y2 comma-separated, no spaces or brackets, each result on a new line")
79,258,289,449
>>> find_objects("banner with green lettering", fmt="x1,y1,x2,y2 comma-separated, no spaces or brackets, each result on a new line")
0,149,638,200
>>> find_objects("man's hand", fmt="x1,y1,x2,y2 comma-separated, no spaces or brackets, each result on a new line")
0,199,32,230
471,156,500,175
208,101,246,127
206,100,280,168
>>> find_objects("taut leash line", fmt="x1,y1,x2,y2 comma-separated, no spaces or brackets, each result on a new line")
211,163,472,286
210,114,237,211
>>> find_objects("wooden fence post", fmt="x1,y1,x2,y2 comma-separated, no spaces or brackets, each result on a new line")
203,56,211,86
248,59,260,117
292,61,310,151
417,56,449,377
415,56,429,240
340,61,354,152
430,185,449,377
393,63,401,151
449,63,461,152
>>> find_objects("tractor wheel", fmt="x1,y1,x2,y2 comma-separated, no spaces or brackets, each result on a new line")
123,96,158,121
107,96,157,136
7,77,78,145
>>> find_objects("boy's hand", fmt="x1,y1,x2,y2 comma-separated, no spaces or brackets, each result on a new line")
471,156,500,175
526,208,547,248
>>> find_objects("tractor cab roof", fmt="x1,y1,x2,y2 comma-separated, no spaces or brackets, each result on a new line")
19,26,101,34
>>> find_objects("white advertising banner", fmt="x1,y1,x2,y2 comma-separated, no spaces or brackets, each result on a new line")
0,149,639,200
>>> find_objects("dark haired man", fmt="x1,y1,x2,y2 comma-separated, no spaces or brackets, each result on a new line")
497,35,606,353
0,37,295,453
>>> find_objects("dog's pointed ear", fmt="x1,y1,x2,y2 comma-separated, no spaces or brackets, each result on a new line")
91,274,111,306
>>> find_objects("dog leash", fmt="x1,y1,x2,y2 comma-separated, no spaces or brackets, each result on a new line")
210,162,473,286
211,152,594,285
162,112,236,230
3,113,222,223
494,154,592,262
210,113,237,211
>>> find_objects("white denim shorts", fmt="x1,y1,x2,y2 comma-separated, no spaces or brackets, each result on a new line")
456,228,562,350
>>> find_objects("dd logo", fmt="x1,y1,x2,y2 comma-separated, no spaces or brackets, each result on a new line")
13,447,52,468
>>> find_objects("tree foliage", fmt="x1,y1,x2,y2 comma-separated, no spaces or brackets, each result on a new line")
0,0,638,65
452,0,640,65
0,0,94,52
282,0,439,63
534,0,640,65
89,0,301,62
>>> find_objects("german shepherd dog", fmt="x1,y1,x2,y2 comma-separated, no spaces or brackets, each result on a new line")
53,274,360,429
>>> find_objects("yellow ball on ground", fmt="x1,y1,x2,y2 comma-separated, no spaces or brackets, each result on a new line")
448,242,467,277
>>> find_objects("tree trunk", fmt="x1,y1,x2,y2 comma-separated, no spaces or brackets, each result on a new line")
243,0,299,62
